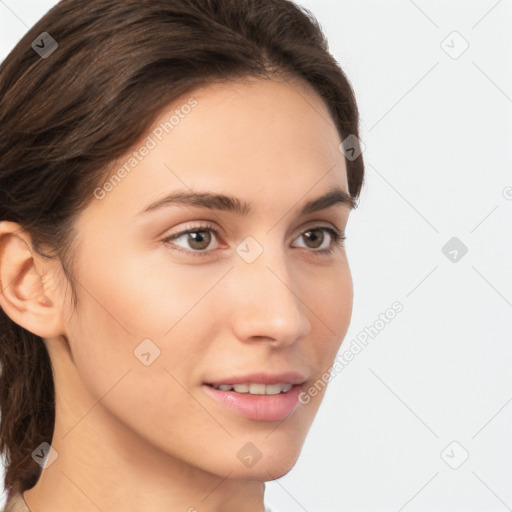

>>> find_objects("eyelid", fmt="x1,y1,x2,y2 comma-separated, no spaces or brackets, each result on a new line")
163,219,343,238
162,221,221,244
162,220,345,257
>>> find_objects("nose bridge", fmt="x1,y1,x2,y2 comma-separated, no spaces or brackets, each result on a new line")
228,235,312,345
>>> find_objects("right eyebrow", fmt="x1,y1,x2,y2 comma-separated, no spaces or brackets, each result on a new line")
137,185,356,217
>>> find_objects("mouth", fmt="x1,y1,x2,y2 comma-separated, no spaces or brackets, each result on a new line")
202,381,305,422
204,382,294,395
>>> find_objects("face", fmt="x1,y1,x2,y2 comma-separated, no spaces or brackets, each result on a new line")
54,75,353,479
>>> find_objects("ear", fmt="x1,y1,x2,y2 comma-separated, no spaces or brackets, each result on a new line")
0,220,65,338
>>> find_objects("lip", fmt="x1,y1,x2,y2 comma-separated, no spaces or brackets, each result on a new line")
204,371,307,387
202,382,304,422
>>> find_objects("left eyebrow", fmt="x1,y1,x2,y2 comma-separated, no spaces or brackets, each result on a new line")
137,185,356,217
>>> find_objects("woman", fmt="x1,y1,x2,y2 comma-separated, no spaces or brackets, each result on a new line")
0,0,365,510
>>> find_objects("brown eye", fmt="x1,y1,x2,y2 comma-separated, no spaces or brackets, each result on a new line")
185,230,212,251
292,226,344,254
162,224,221,256
163,224,344,258
302,229,326,249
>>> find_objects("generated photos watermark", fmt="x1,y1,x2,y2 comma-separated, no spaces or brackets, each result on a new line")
299,300,404,404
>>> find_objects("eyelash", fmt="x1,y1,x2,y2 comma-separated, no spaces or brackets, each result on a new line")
162,223,346,258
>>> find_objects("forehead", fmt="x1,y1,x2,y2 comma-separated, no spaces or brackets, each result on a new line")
184,75,341,153
143,75,347,183
82,76,349,226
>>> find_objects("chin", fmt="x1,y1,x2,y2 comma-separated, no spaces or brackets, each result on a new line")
228,442,303,481
230,459,300,482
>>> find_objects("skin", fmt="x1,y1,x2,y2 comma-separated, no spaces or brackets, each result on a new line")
0,75,353,512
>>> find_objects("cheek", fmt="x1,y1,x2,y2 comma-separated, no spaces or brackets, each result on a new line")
306,259,353,357
298,261,352,411
65,279,210,452
65,249,224,411
69,247,221,353
100,248,230,336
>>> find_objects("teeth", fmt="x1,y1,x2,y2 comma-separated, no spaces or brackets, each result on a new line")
264,384,286,395
234,384,250,393
212,383,293,395
248,383,266,394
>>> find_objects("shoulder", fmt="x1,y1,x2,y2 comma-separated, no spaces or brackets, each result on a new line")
2,492,30,512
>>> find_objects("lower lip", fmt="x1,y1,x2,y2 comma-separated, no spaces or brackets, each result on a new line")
202,384,303,422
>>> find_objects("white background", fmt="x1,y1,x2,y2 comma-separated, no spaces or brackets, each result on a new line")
1,1,511,511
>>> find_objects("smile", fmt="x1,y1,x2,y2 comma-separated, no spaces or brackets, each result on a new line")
207,383,293,394
202,383,304,422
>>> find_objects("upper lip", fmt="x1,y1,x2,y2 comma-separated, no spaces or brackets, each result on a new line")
204,371,307,387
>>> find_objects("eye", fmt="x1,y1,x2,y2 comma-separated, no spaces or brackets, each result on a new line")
291,226,345,255
162,223,221,257
162,223,345,257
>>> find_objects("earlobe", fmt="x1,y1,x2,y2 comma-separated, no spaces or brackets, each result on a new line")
0,220,64,338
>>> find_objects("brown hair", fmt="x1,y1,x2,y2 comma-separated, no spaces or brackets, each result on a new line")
0,0,365,498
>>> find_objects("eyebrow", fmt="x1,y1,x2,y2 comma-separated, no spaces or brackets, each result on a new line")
138,185,356,217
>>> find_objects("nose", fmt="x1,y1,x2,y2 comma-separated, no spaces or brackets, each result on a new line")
228,243,312,348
